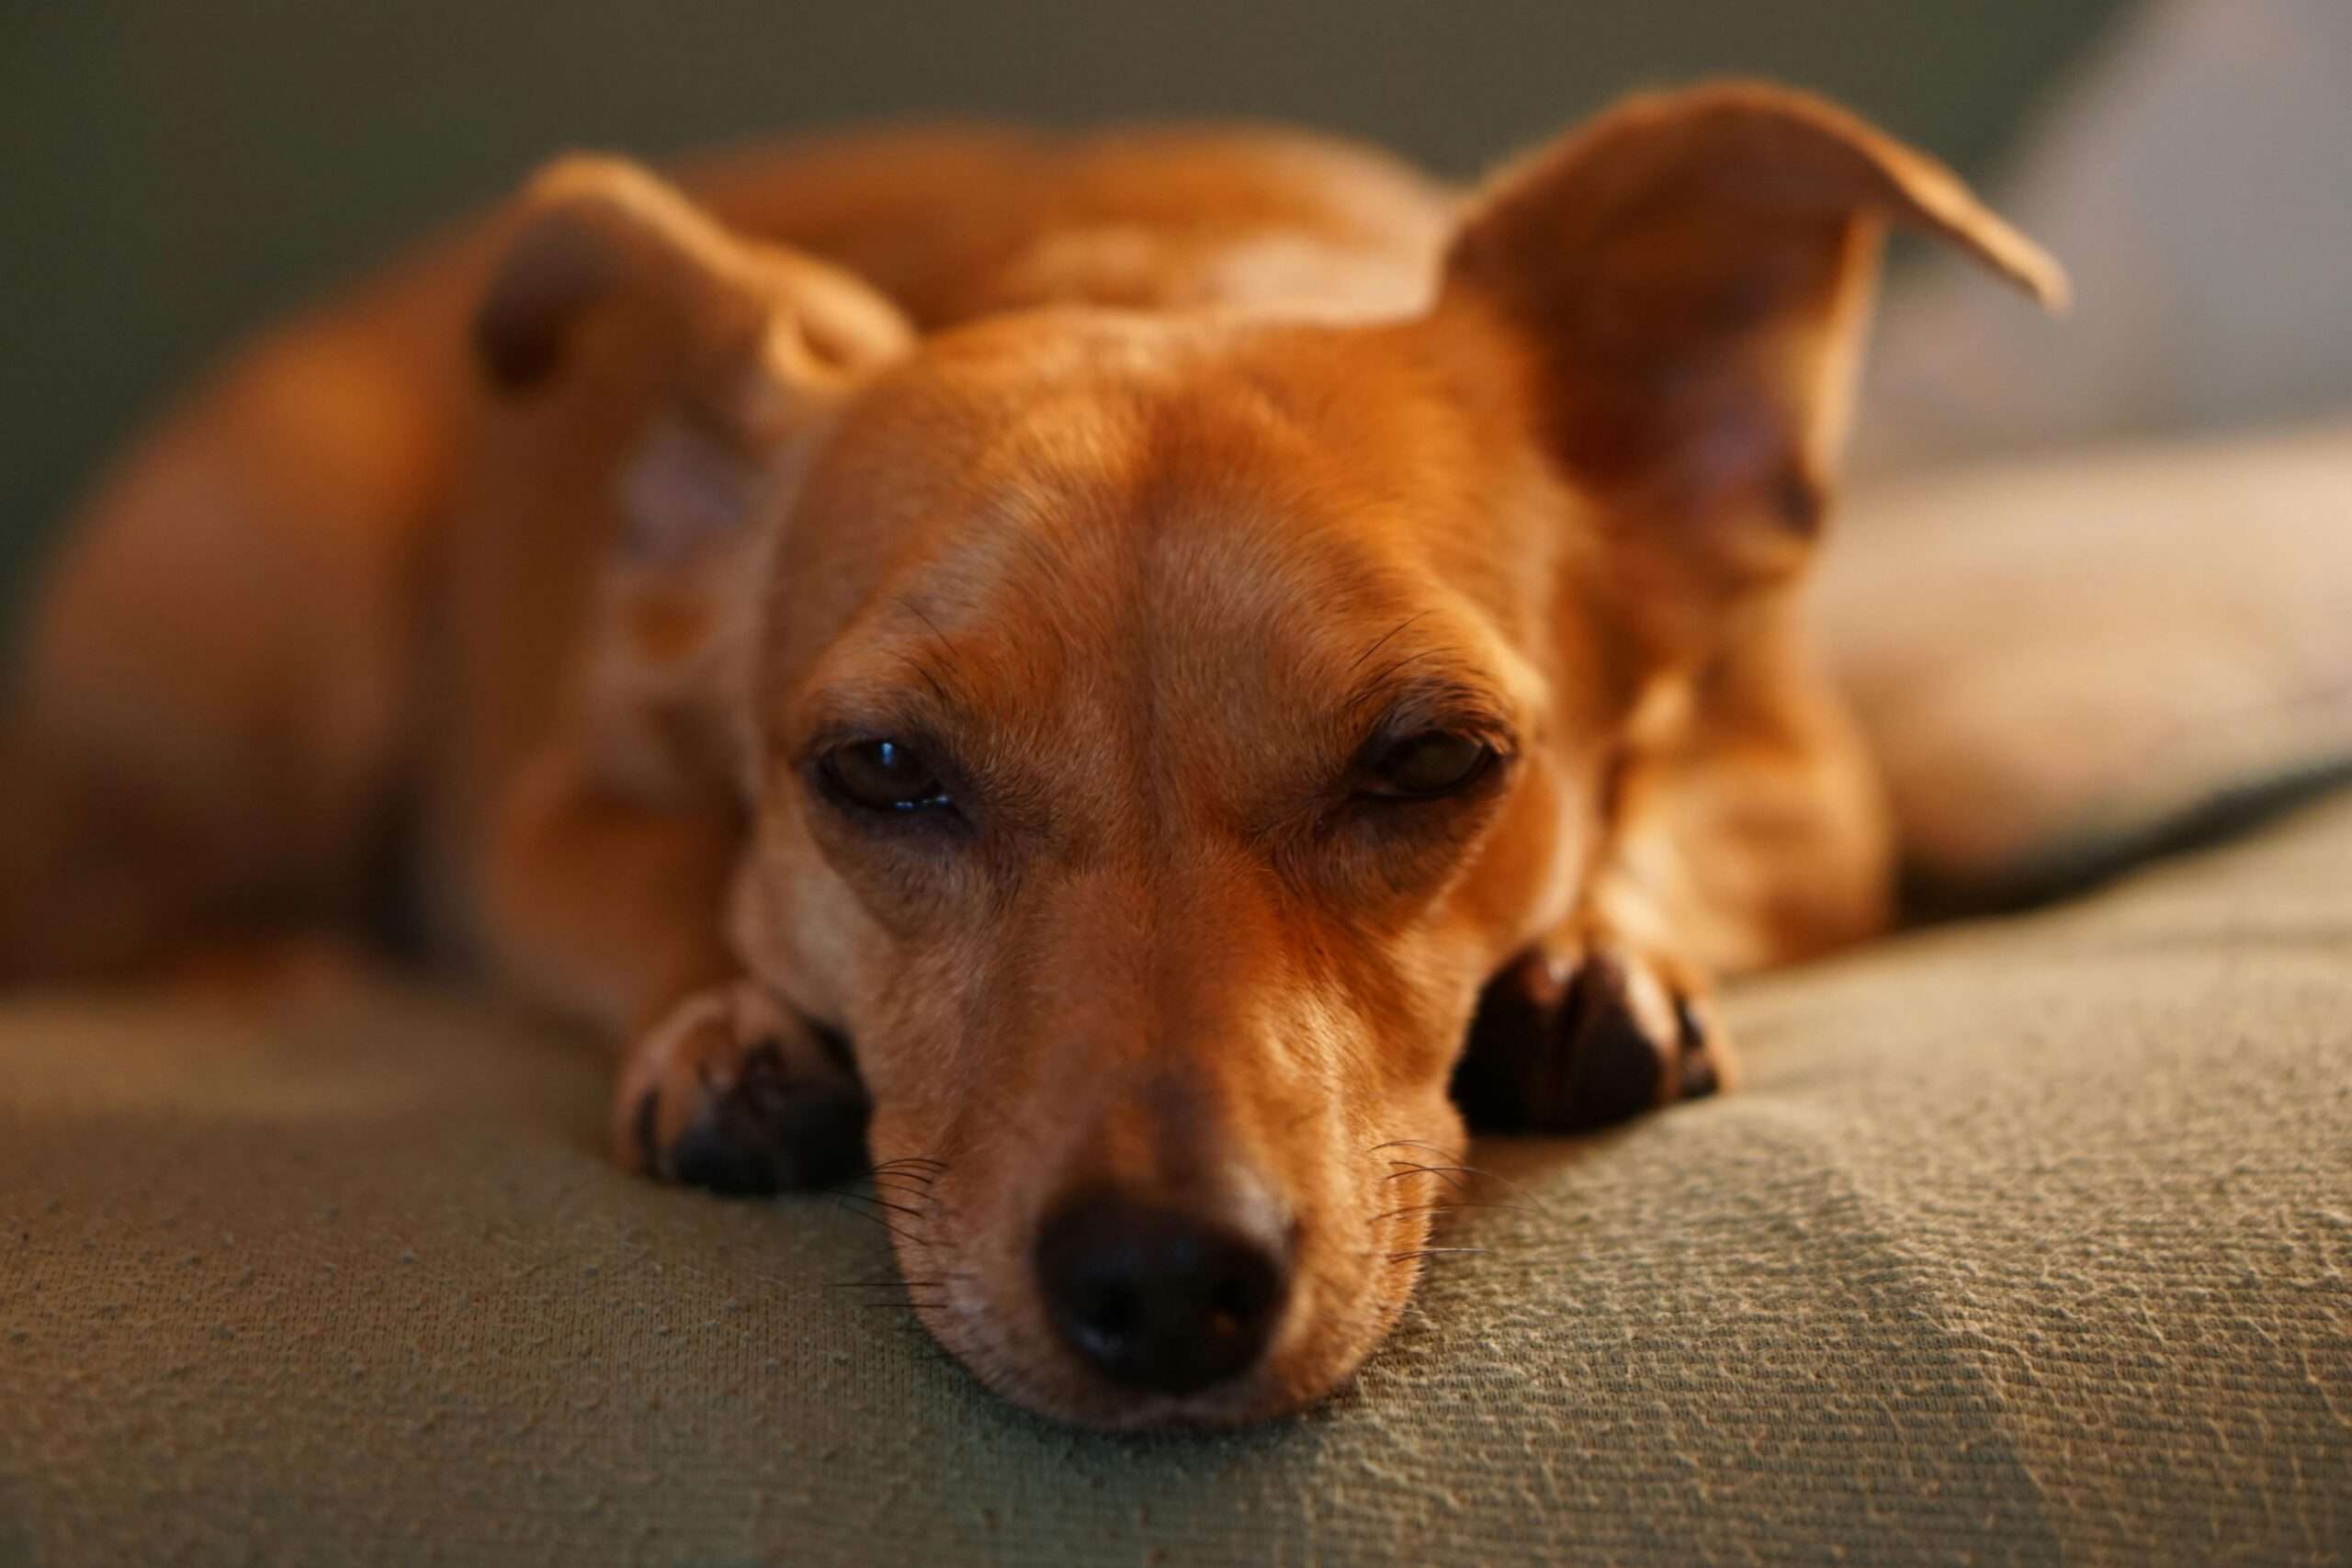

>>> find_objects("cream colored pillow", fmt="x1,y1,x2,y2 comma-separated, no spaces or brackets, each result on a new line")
1834,0,2352,899
1818,420,2352,900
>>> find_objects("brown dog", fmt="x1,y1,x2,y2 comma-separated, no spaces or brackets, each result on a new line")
0,83,2061,1427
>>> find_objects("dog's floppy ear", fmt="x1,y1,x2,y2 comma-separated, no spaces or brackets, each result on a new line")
478,152,912,413
1441,82,2065,593
472,158,916,803
475,154,912,558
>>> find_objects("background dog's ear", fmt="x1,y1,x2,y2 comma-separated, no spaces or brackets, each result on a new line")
1440,81,2065,594
478,152,912,412
475,154,912,558
470,158,915,806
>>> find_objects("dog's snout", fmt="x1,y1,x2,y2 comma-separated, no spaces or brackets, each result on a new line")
1034,1188,1291,1396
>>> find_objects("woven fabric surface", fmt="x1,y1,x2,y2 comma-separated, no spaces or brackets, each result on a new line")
5,796,2349,1565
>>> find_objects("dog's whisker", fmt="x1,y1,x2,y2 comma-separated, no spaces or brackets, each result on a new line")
1382,1161,1476,1195
830,1191,933,1222
862,1192,937,1213
1441,1165,1556,1214
1385,1247,1487,1263
861,1190,942,1212
1367,1200,1537,1224
1366,1137,1462,1159
863,1174,940,1200
824,1195,938,1249
828,1274,972,1298
1383,1160,1555,1213
826,1190,911,1217
865,1196,944,1218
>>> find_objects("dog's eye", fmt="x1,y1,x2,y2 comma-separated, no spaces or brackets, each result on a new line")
819,739,953,815
1362,729,1496,800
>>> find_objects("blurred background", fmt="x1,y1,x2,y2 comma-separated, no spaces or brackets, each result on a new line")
0,0,2130,629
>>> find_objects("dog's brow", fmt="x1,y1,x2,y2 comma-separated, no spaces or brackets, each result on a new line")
1345,612,1433,677
1342,644,1472,719
1345,646,1452,712
791,665,975,759
1340,656,1517,749
892,594,969,706
889,651,956,710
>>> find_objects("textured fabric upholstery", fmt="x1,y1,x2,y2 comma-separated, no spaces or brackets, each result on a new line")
6,795,2348,1564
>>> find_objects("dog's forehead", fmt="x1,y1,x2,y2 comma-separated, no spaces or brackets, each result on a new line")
782,315,1480,727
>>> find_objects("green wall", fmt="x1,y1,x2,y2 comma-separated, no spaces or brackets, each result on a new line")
0,0,2125,627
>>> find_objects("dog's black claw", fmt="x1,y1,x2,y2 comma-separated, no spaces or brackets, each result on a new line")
665,1043,873,1198
1672,996,1720,1101
633,1088,664,1178
1675,1047,1721,1102
1454,946,1699,1134
1556,955,1667,1130
1450,951,1563,1134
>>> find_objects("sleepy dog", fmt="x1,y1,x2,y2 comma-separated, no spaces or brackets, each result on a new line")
0,83,2062,1427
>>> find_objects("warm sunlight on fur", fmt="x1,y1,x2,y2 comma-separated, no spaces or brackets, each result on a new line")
0,84,2060,1427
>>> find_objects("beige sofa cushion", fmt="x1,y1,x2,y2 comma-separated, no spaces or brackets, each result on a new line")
1821,419,2352,902
6,793,2348,1563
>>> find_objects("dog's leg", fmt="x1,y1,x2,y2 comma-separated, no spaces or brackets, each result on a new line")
481,745,868,1194
1457,601,1892,1133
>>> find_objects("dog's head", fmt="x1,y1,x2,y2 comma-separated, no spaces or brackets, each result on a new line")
479,85,2061,1428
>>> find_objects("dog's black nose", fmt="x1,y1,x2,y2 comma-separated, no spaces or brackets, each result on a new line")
1034,1189,1291,1396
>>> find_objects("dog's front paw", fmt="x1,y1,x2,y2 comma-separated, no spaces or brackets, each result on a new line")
1452,936,1732,1134
615,982,869,1195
